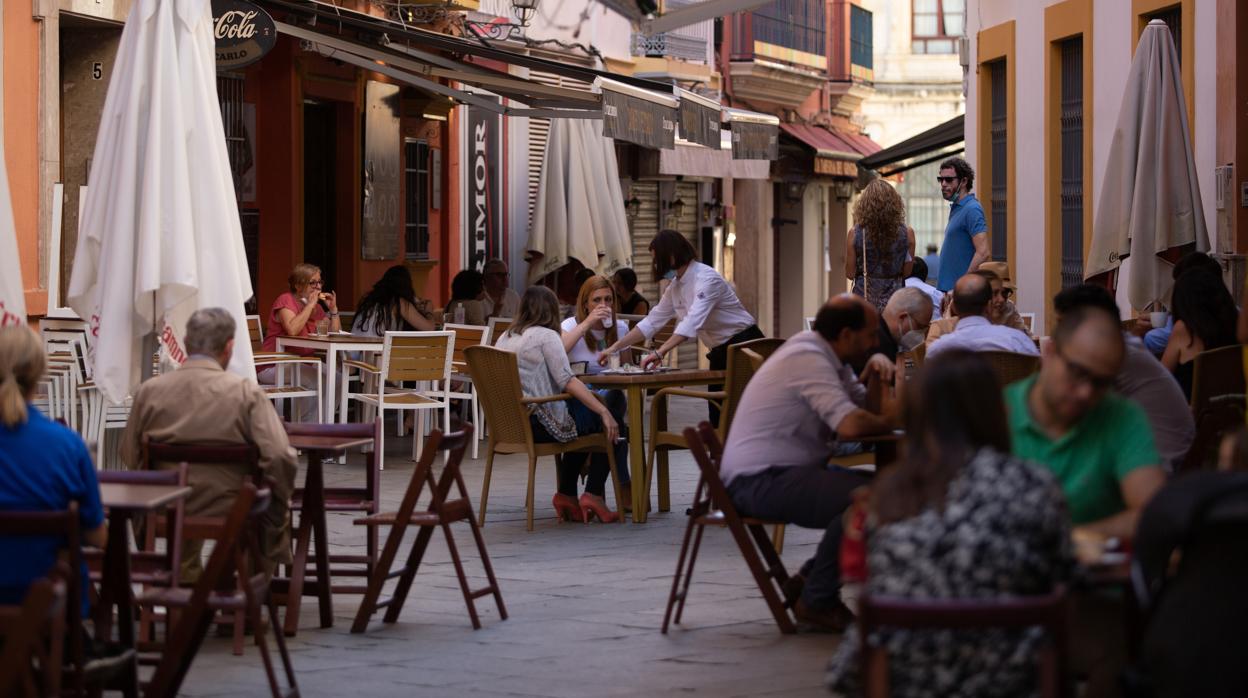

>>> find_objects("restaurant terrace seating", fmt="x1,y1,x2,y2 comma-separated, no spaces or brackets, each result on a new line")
465,345,624,531
0,568,68,698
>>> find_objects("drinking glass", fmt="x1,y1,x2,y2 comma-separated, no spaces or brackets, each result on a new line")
316,318,330,336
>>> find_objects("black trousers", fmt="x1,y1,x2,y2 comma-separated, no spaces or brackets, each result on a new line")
727,464,871,611
706,324,765,427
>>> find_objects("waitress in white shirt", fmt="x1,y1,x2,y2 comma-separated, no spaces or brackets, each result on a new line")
600,230,762,425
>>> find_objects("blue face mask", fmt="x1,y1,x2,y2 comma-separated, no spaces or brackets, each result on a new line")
662,269,677,281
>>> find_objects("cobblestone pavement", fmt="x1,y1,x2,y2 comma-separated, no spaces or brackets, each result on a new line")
179,397,839,697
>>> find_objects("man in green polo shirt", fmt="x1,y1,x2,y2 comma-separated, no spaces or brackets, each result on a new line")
1005,305,1165,539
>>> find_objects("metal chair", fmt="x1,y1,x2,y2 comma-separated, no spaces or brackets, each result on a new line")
343,331,454,465
464,345,624,531
485,316,513,346
444,323,490,459
351,426,507,633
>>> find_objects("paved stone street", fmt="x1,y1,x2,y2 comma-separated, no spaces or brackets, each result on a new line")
180,398,839,697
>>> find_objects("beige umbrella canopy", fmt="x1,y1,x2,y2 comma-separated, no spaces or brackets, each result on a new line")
1085,19,1209,311
525,118,633,284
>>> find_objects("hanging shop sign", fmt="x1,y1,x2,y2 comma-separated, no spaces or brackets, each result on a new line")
212,0,277,71
599,80,677,151
731,121,779,161
467,98,502,273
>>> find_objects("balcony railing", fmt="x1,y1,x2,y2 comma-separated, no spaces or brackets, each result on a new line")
632,0,712,63
730,0,826,65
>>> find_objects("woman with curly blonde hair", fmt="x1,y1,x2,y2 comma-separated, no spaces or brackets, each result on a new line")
845,179,915,312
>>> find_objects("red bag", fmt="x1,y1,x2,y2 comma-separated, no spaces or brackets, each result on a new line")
839,488,870,583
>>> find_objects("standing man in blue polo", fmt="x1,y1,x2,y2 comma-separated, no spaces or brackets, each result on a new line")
936,156,992,292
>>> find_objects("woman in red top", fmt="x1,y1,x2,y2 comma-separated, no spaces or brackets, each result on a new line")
261,263,340,354
258,263,339,421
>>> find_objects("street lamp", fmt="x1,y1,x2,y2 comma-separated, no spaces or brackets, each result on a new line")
512,0,540,27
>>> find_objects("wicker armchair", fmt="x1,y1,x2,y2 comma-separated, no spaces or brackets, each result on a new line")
980,350,1040,388
644,338,786,516
464,345,624,531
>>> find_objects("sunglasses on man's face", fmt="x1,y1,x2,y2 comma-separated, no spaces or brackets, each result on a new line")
936,176,960,184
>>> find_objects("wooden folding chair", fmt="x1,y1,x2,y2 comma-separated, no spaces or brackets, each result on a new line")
144,440,261,657
858,589,1070,698
0,505,139,696
465,345,624,531
351,425,507,632
663,423,796,634
980,350,1040,388
0,568,68,698
140,483,299,698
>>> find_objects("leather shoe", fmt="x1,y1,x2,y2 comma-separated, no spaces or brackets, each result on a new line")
793,598,854,633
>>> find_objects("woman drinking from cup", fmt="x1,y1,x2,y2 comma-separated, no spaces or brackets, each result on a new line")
561,275,631,375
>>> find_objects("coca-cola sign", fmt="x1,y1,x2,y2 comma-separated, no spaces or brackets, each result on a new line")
211,0,276,70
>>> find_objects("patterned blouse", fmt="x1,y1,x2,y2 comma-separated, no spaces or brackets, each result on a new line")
851,224,911,313
826,448,1073,698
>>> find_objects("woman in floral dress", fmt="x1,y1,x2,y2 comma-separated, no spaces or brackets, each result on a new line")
826,350,1073,697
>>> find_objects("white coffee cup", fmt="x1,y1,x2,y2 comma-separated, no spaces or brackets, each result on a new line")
1149,311,1168,328
602,315,614,329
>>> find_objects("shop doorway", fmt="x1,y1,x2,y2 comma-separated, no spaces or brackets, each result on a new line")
303,101,338,295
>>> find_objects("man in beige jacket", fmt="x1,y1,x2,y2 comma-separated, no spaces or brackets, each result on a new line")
121,307,297,579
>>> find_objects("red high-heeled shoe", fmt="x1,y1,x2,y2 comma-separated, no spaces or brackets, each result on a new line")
579,493,619,523
553,493,586,523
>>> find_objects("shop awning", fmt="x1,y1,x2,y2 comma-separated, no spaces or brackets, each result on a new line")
722,107,779,161
779,122,881,178
857,114,965,177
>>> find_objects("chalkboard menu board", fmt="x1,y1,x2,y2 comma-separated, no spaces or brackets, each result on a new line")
362,81,401,260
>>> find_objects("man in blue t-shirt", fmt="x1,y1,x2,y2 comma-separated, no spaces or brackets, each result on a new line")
936,156,992,291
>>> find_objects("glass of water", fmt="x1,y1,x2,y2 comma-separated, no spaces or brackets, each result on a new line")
608,352,621,371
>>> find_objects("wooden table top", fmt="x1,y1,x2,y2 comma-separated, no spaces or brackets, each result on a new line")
100,484,192,511
583,368,725,386
288,434,375,454
278,334,383,344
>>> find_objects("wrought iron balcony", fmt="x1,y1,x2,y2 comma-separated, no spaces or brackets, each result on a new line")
631,31,709,62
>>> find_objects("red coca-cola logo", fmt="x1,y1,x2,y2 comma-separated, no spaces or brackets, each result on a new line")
211,0,275,70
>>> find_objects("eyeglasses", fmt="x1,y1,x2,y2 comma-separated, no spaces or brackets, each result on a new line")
308,280,324,287
936,176,960,184
1057,350,1116,392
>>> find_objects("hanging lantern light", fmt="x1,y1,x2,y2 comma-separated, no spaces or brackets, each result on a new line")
512,0,540,27
669,196,686,220
624,193,642,220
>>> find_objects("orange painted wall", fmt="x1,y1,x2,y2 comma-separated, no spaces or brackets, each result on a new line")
5,1,44,315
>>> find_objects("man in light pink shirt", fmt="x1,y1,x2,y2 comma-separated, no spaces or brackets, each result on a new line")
721,295,898,631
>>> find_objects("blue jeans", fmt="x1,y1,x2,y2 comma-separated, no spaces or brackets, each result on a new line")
530,390,630,497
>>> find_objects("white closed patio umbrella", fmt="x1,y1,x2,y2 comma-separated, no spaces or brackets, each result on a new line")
1085,19,1210,311
0,105,24,327
68,0,255,404
526,118,633,284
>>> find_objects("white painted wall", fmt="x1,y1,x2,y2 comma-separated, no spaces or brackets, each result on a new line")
966,0,1219,329
523,0,634,63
